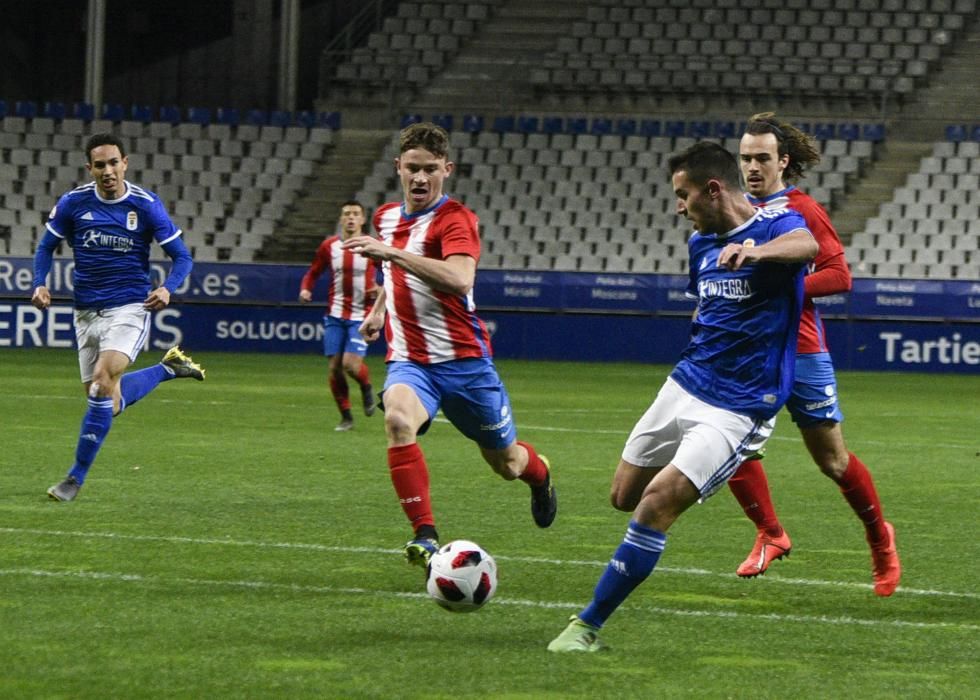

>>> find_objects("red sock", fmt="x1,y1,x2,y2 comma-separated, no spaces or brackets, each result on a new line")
329,373,351,412
516,440,548,487
354,363,371,388
835,453,888,544
388,444,434,533
728,459,784,538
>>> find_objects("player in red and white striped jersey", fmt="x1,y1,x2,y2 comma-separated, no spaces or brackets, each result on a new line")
299,201,378,431
730,113,900,596
343,123,557,566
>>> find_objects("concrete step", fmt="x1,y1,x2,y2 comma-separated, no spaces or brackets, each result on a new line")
496,3,590,20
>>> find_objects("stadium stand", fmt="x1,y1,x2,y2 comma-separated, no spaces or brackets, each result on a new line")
3,1,978,276
848,139,979,280
528,0,977,114
0,110,338,261
351,125,881,274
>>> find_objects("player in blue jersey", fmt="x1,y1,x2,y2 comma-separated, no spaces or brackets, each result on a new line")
31,133,206,502
548,142,818,652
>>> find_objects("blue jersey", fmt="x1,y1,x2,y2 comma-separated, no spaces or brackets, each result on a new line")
670,207,809,420
43,181,186,310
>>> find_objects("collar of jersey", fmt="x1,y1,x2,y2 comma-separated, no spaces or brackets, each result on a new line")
697,208,764,241
94,181,131,204
400,194,448,219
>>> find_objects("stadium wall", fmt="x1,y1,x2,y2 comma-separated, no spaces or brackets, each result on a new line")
2,258,978,374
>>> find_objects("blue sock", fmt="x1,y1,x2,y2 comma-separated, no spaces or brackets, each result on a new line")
118,364,169,413
579,521,667,629
68,398,114,485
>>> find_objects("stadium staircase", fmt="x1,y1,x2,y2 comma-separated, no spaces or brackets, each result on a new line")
410,0,592,115
831,14,980,242
258,129,392,262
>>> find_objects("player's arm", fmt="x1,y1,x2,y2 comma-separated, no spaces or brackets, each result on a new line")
31,230,61,310
342,235,476,296
805,249,851,297
299,242,330,302
146,236,193,310
718,229,817,270
803,207,852,297
358,287,387,343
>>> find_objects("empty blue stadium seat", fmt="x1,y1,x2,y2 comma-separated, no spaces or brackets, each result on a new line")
838,123,860,140
102,103,124,122
432,113,454,130
565,117,587,134
862,123,886,142
0,99,7,119
216,107,240,126
713,121,736,138
294,110,315,128
130,104,152,123
664,120,685,137
72,102,95,121
812,123,836,139
318,111,341,129
639,119,661,137
401,113,422,128
542,116,564,134
591,118,612,135
687,121,711,138
462,114,484,132
971,124,980,142
15,101,38,119
159,105,182,124
245,109,268,126
491,115,515,132
945,124,968,142
187,106,212,126
616,118,637,135
269,110,292,127
42,101,66,120
517,116,539,133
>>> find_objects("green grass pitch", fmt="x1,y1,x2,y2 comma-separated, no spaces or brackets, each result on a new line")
1,348,977,698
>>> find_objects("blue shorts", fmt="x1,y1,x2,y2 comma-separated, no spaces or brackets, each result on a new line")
383,358,517,450
323,316,368,357
785,352,845,428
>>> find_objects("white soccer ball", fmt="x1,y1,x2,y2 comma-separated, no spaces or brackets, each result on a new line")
425,539,498,613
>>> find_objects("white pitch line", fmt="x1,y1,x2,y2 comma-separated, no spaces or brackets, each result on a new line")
2,527,976,601
0,567,975,633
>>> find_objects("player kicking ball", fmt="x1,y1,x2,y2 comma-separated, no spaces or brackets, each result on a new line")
548,142,817,652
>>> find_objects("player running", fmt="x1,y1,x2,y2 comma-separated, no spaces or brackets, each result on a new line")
299,200,379,432
32,132,205,502
342,122,557,566
727,112,901,596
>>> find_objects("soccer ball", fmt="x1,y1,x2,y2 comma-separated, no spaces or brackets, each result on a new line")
425,540,498,613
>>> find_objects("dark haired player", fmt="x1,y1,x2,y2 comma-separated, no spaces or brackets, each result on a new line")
32,132,205,501
727,112,901,596
548,142,817,652
299,200,378,432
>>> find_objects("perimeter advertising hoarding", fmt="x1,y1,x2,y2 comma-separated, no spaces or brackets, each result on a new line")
1,257,977,372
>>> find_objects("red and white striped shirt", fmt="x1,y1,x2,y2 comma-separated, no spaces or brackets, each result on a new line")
373,196,492,364
300,234,378,321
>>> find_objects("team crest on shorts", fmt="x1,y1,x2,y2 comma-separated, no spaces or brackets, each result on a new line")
127,211,138,230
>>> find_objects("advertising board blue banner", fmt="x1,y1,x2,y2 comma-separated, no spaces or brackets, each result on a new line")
1,301,977,372
2,256,977,372
2,256,977,320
